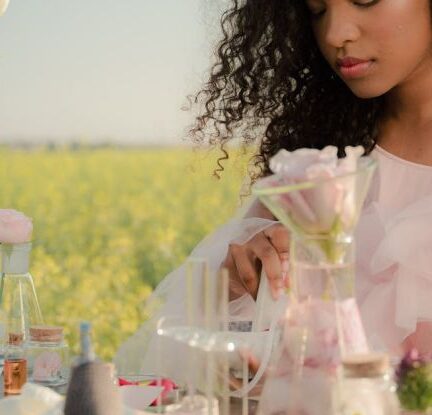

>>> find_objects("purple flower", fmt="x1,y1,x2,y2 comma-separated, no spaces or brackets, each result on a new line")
396,348,432,386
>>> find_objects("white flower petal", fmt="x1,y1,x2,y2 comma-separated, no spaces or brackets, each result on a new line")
337,145,364,175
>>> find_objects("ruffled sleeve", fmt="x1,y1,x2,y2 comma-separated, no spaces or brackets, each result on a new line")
114,216,277,375
356,195,432,355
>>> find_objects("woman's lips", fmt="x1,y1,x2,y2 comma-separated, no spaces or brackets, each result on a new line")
336,57,374,79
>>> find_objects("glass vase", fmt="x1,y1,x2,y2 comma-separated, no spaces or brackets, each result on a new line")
0,242,44,361
290,234,368,359
258,235,368,415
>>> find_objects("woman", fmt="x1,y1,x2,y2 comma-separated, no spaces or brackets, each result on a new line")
115,0,432,373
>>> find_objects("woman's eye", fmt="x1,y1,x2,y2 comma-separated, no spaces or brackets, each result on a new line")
310,0,379,18
309,8,326,19
353,0,379,7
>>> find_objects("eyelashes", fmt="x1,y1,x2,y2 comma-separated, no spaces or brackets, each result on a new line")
308,0,380,20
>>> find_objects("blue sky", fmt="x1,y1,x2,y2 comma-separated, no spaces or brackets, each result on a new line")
0,1,223,144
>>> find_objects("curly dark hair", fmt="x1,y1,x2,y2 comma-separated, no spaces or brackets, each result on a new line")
189,0,385,181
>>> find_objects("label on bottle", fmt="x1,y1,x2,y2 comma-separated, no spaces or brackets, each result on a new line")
33,351,62,381
4,358,27,395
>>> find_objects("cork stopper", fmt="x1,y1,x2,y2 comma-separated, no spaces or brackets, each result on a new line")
342,353,389,378
8,332,24,346
30,325,63,343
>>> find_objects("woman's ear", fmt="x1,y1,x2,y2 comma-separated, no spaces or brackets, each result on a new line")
0,0,10,17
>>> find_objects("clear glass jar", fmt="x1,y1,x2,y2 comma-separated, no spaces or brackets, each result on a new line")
26,325,69,386
4,332,27,395
335,353,400,415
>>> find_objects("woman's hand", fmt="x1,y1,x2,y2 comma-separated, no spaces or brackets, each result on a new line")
402,322,432,357
222,222,290,301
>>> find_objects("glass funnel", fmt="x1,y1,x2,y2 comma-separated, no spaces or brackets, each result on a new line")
252,156,376,241
0,242,44,361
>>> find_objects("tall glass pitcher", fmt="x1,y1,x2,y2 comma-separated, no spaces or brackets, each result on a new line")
0,242,43,362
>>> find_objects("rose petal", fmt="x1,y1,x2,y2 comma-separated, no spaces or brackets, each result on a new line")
0,209,33,243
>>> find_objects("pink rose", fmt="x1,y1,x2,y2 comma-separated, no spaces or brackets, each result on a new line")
0,209,33,243
0,0,10,16
259,145,365,235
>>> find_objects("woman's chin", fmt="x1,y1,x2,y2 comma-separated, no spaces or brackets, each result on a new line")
346,81,392,100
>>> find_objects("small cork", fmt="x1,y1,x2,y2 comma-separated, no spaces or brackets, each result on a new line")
30,325,63,342
8,332,23,345
342,353,389,378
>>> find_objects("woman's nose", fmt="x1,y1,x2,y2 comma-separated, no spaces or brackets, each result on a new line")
323,9,361,48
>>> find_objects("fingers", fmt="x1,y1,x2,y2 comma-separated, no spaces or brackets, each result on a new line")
249,232,285,299
239,349,261,376
222,223,290,301
263,223,290,255
264,224,290,289
230,244,260,299
279,252,290,288
227,349,266,394
221,251,247,301
222,249,259,301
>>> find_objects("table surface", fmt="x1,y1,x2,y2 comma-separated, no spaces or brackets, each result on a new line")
0,370,258,414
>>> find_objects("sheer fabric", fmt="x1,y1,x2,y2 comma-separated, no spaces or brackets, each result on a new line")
115,145,432,373
114,215,277,375
356,146,432,355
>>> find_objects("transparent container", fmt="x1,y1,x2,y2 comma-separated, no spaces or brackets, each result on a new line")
253,156,377,415
0,241,44,361
4,332,27,395
335,353,399,415
26,325,69,386
289,235,369,363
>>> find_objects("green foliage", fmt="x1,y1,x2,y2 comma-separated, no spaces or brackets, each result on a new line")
0,147,250,360
398,364,432,412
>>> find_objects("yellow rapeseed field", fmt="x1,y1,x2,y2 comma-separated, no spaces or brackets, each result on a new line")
0,146,253,360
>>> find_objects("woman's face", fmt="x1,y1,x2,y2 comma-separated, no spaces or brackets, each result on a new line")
305,0,432,98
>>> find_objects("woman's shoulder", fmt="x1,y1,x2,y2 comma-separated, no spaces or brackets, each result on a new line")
373,144,432,171
368,145,432,212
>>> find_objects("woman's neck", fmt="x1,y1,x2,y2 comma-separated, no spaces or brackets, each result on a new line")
385,59,432,123
378,52,432,165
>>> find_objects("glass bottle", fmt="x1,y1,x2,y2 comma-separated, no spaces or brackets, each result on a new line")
64,322,122,415
77,321,96,364
26,325,69,386
335,353,399,415
0,242,44,361
4,332,27,395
